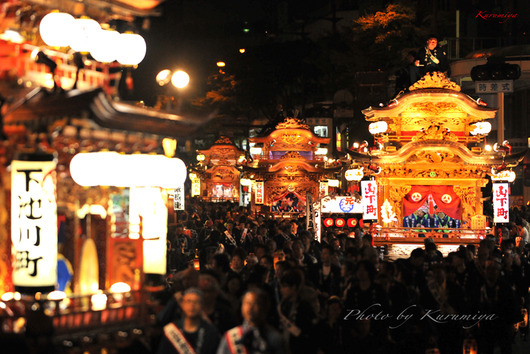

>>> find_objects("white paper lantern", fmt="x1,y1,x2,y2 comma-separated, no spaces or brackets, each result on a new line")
39,11,75,47
69,17,101,53
116,32,147,65
89,29,120,63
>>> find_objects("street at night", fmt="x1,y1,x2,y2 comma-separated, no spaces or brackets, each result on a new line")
0,1,530,353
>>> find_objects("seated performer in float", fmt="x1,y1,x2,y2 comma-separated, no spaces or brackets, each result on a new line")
413,209,431,228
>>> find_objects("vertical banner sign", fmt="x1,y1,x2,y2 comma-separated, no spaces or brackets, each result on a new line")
191,178,201,197
319,181,328,198
255,181,264,204
493,183,509,223
306,193,314,230
173,185,185,211
361,180,378,220
11,159,57,289
314,202,321,242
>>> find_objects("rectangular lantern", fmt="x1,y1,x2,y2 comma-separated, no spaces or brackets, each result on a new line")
493,183,509,223
130,187,168,275
191,178,201,197
361,180,378,220
11,158,57,292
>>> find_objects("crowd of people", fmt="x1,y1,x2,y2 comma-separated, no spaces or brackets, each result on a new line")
150,199,530,354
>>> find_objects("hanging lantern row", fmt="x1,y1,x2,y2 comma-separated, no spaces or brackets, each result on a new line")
323,218,363,228
39,11,146,65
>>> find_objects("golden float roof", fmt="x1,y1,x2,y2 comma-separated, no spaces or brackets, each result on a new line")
197,136,246,157
251,117,329,148
362,73,497,135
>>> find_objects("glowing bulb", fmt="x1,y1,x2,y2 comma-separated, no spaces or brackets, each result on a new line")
171,70,190,89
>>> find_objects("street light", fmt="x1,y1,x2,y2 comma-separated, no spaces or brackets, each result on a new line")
171,70,190,89
157,69,190,89
156,69,190,112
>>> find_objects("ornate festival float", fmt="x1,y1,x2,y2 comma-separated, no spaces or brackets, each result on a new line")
245,118,342,216
192,136,247,203
348,72,526,244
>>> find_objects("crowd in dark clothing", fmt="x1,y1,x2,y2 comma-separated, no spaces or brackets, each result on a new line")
152,199,530,354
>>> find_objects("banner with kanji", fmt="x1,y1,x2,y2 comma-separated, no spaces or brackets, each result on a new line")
255,181,264,204
361,180,378,220
493,183,509,223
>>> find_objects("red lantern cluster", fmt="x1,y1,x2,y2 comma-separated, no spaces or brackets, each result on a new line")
323,217,362,228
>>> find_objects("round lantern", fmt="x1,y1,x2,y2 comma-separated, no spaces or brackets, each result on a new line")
368,121,388,135
347,218,358,228
89,29,120,63
324,218,334,228
69,17,101,53
116,32,147,65
335,218,345,227
345,168,364,182
39,11,75,47
470,121,492,135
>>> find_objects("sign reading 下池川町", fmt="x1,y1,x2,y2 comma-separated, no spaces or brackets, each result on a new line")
11,159,57,289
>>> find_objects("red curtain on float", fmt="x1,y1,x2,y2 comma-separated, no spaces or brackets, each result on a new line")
272,190,307,204
403,186,461,220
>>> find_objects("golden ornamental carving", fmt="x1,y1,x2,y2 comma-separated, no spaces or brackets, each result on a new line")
380,167,413,177
454,186,477,224
407,102,464,117
380,167,488,179
409,71,461,91
412,170,449,178
214,136,234,145
276,117,309,130
280,133,306,146
283,165,300,174
414,150,455,163
211,167,238,181
388,185,411,221
411,125,459,142
281,151,303,160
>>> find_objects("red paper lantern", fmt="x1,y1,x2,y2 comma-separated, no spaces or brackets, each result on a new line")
347,218,357,228
359,219,364,228
324,218,334,227
335,218,345,227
